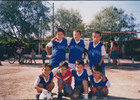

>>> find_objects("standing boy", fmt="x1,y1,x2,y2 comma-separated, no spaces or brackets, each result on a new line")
66,30,89,69
55,61,73,100
34,63,58,100
71,59,89,99
41,50,47,64
89,64,111,99
46,28,67,69
109,38,119,69
88,31,106,75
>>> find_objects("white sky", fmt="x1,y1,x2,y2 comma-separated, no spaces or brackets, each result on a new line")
48,1,140,37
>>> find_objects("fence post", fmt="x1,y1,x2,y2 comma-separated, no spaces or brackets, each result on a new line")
132,57,134,66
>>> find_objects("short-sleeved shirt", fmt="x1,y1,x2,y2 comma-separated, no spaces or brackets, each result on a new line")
34,68,58,88
55,71,73,85
66,37,90,68
46,38,67,69
71,69,89,87
88,41,106,69
89,75,111,88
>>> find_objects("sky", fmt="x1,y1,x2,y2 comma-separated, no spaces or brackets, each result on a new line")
48,1,140,37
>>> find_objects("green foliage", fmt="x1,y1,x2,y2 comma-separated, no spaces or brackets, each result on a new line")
54,8,85,37
0,1,50,45
89,6,137,42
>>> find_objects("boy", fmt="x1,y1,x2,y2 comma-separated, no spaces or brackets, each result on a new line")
89,64,111,99
50,29,89,69
71,59,89,99
41,50,47,64
88,31,106,75
34,63,58,100
66,30,89,69
46,28,67,69
109,38,119,69
55,61,73,100
28,49,36,64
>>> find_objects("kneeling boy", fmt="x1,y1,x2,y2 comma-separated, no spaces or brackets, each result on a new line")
55,61,73,100
71,59,89,99
89,64,111,99
34,63,57,99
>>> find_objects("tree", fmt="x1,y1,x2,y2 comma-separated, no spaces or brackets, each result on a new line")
0,1,50,46
54,8,85,37
89,6,137,42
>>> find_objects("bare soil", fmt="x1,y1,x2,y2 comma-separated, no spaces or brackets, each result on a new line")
0,59,140,99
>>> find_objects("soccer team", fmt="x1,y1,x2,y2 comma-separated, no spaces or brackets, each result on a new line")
34,28,111,100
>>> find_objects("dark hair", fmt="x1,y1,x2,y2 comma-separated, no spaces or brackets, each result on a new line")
110,37,114,41
93,31,101,36
75,59,84,67
92,64,102,73
42,63,52,70
55,28,65,35
59,61,68,69
73,29,81,35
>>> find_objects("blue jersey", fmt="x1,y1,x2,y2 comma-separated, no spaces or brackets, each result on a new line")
39,72,54,89
68,39,85,64
90,75,108,88
71,69,88,87
88,42,105,69
50,38,67,69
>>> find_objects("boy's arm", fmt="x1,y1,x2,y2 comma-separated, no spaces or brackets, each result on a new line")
34,76,47,93
99,45,106,65
46,42,52,59
84,40,90,50
109,42,113,56
52,67,59,76
66,37,72,46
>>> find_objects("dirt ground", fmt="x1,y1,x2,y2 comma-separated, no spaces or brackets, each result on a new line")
0,59,140,99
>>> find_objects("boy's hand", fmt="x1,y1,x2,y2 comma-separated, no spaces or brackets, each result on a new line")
101,74,106,82
42,89,48,94
51,37,57,43
48,55,52,59
97,86,102,90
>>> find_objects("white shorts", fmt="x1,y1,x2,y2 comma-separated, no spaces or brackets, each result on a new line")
68,63,75,69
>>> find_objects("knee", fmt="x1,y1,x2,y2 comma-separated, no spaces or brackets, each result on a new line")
50,82,55,88
102,87,108,94
72,94,79,99
91,87,98,94
82,80,88,85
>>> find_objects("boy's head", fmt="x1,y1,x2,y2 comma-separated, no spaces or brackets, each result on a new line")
92,64,102,79
75,59,85,73
55,28,65,41
92,31,101,44
42,63,52,75
59,61,68,75
73,30,81,41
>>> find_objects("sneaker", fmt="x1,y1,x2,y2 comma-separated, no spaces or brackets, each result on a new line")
103,97,108,100
57,93,63,100
92,96,97,100
82,93,88,100
35,94,40,100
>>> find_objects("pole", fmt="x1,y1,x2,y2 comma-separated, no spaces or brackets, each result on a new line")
52,3,54,37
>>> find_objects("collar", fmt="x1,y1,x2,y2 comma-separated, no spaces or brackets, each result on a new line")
74,39,80,44
94,76,102,83
93,41,100,48
56,39,63,43
43,75,50,83
77,70,84,77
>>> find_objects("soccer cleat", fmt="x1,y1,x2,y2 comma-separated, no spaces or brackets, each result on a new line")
57,93,63,100
35,94,40,100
